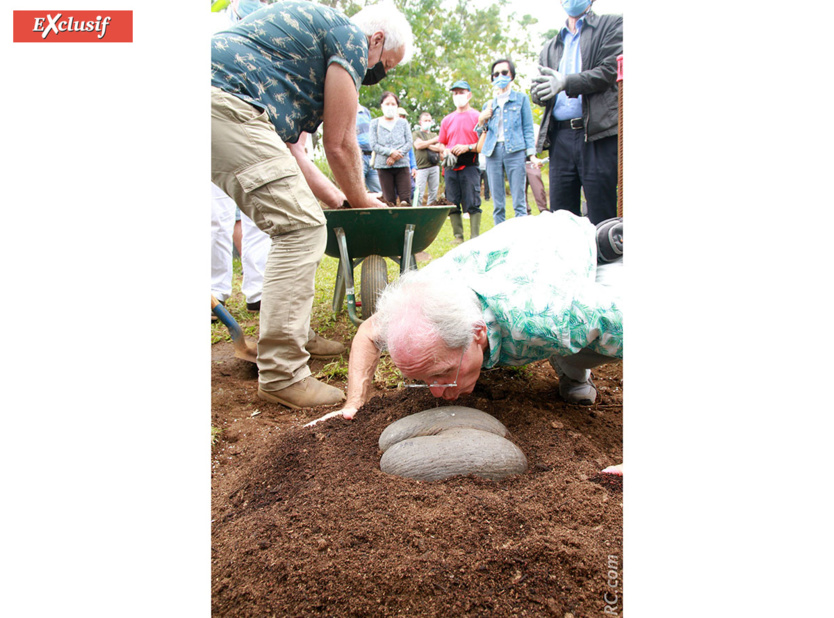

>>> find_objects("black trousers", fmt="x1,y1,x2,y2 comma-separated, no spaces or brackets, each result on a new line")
548,124,618,224
444,165,482,215
378,166,412,206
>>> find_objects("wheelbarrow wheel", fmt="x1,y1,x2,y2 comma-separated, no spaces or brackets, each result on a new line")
360,255,388,319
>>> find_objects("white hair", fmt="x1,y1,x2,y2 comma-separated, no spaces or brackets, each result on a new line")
351,2,414,64
373,269,484,359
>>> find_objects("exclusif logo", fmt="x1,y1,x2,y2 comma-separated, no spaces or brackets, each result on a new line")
13,11,133,42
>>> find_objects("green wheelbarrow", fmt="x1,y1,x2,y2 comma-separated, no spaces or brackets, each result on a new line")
324,205,451,326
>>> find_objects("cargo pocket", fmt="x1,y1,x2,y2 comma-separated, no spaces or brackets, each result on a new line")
234,156,324,233
236,156,296,193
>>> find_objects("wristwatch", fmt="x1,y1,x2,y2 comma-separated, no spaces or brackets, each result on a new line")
468,144,475,151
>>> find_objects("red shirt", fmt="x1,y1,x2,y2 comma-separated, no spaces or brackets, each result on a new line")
438,109,480,168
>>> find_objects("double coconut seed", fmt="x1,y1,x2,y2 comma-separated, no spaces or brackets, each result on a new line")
379,406,528,481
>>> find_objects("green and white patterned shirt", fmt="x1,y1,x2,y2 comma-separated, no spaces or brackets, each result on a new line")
211,0,368,142
423,211,623,368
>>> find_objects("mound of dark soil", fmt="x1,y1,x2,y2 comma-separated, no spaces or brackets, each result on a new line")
212,342,623,617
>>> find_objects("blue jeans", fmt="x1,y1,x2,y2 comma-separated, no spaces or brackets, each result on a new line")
486,143,527,225
362,153,381,193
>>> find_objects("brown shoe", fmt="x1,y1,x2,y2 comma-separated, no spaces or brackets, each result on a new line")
306,334,346,359
257,377,346,409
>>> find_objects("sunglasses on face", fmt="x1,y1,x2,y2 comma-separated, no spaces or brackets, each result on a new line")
492,69,511,79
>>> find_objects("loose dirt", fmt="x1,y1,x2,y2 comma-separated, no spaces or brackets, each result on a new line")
212,330,623,617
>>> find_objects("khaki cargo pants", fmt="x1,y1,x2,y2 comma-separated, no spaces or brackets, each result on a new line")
211,87,327,392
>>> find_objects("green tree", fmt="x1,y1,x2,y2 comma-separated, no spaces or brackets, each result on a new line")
541,28,560,46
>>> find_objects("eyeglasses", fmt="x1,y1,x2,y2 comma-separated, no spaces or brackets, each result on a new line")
491,69,511,79
403,348,466,389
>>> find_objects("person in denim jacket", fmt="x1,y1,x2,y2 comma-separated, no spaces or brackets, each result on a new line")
476,59,537,225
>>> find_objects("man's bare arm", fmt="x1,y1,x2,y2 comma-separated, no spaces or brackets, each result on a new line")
338,317,383,419
287,133,346,209
322,64,386,209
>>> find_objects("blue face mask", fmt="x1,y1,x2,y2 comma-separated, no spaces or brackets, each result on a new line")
235,0,263,19
561,0,591,17
492,75,512,90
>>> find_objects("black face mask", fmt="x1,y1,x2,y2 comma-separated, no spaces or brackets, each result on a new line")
362,61,386,86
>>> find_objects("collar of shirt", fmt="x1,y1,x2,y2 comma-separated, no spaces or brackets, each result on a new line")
560,15,585,39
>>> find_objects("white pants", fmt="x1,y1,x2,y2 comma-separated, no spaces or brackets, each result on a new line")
550,258,623,382
210,182,269,304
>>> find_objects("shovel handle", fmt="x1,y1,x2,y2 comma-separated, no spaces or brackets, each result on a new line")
212,294,258,362
211,295,243,339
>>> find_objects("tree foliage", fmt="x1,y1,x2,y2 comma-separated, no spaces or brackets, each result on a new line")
332,0,542,127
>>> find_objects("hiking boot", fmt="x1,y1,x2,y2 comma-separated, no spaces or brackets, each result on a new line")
257,377,346,409
306,334,346,359
558,374,597,405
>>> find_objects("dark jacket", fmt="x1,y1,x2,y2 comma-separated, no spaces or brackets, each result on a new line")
532,11,623,152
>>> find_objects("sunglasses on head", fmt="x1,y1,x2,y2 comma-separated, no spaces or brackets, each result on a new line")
492,69,511,79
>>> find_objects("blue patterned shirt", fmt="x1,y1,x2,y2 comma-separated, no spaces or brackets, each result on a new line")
211,0,368,142
422,210,623,368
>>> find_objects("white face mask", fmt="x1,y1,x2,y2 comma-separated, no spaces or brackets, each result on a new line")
420,120,432,131
382,104,398,119
452,93,469,109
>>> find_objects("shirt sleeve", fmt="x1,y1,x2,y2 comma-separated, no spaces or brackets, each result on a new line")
521,96,536,156
369,118,381,153
399,120,412,154
322,24,368,91
438,117,448,146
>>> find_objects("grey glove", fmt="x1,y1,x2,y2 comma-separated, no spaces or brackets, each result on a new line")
531,66,567,102
442,151,458,168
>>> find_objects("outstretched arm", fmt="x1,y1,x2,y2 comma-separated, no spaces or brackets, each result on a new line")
338,317,383,419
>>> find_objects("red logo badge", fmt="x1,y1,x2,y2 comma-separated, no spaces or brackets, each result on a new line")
13,11,133,42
